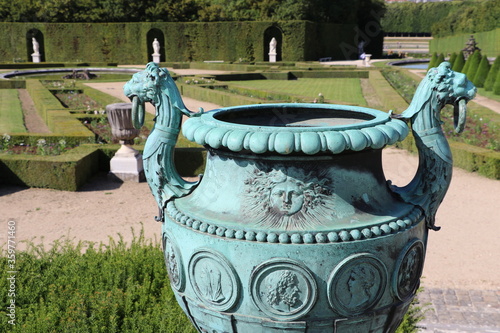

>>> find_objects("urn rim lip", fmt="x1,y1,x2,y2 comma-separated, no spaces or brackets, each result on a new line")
183,103,409,155
204,103,389,131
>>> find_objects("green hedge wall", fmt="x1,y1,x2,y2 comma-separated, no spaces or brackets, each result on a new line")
0,21,361,63
25,79,95,137
381,0,500,36
430,29,500,58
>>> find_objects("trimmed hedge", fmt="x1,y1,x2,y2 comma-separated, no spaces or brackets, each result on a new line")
25,79,95,137
0,80,26,88
0,145,100,191
382,0,500,37
396,135,500,179
0,22,361,63
0,63,117,69
430,29,500,58
381,2,461,34
180,83,264,107
484,56,500,91
0,145,207,191
473,55,491,88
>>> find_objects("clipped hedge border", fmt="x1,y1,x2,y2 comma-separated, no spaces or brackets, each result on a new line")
0,146,206,191
26,79,95,137
0,62,118,69
180,83,264,108
0,145,100,191
0,80,26,89
395,133,500,180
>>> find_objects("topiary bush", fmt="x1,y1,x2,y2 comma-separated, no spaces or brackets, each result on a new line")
473,54,491,88
465,50,482,82
494,69,500,95
484,55,500,91
436,53,445,67
448,52,457,68
427,52,438,70
452,52,465,72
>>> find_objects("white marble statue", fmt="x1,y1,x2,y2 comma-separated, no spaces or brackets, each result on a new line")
152,38,160,55
32,38,40,55
269,37,277,55
31,37,41,62
152,38,161,63
269,37,277,63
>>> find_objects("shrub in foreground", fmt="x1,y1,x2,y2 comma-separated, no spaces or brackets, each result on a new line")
0,230,196,333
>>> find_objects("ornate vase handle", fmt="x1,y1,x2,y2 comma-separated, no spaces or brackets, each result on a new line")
124,63,202,221
390,62,476,230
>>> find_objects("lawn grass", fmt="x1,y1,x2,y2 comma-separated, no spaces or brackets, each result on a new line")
0,89,26,133
368,71,408,113
228,78,367,106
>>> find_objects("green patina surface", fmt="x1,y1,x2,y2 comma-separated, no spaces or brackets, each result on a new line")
123,62,476,332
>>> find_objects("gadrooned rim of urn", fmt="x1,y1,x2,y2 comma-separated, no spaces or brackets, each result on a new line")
182,104,409,155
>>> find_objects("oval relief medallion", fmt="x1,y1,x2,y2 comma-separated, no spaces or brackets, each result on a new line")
328,253,387,316
162,232,185,292
250,258,317,321
392,239,425,301
188,249,240,312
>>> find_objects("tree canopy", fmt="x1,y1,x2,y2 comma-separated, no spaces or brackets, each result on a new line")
0,0,385,24
381,0,500,36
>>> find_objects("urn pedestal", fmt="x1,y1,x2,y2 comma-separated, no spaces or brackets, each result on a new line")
31,53,41,63
106,103,144,182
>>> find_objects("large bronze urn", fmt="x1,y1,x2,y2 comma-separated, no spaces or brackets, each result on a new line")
124,62,475,332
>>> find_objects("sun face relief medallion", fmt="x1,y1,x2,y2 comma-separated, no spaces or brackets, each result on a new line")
243,166,336,230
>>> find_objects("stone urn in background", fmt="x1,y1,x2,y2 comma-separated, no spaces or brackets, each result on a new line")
106,103,144,182
124,62,475,332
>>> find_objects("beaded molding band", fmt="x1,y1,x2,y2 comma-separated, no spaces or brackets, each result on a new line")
166,201,423,244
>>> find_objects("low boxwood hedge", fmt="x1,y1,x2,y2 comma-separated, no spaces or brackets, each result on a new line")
0,145,207,191
395,134,500,180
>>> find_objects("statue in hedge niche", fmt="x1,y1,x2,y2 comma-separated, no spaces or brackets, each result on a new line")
391,62,476,230
123,62,202,220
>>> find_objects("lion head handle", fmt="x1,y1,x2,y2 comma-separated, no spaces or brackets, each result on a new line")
123,62,201,130
391,62,476,230
399,62,476,133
